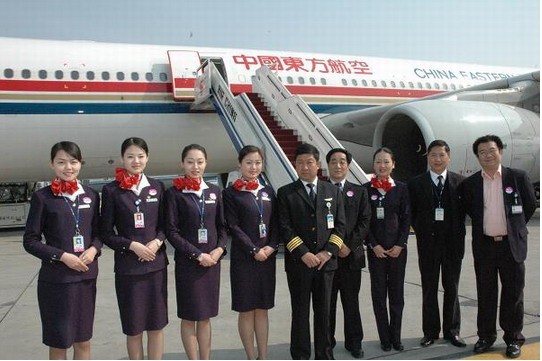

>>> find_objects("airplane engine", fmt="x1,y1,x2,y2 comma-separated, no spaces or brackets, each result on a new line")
372,100,540,182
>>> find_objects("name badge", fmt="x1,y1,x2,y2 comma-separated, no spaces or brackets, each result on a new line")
78,204,90,209
326,214,334,229
134,212,145,228
198,228,208,243
145,198,158,203
259,222,267,238
205,200,216,204
73,235,85,253
435,208,445,221
511,205,523,214
376,207,385,219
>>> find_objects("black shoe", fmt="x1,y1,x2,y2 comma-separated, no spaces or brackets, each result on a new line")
392,342,404,351
506,343,521,358
473,339,494,353
381,343,391,352
445,335,466,347
349,348,363,358
420,336,436,347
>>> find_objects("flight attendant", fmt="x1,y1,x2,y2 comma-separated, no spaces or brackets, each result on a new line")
101,137,168,360
165,144,227,360
23,141,102,360
363,147,410,352
223,145,278,360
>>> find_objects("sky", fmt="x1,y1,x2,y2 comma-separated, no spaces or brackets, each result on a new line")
0,0,539,68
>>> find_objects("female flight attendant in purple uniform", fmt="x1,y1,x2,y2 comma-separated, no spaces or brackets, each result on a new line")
165,144,227,360
23,141,102,360
101,137,168,360
223,145,278,360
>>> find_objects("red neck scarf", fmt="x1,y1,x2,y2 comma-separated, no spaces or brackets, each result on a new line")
370,176,392,193
233,178,259,191
115,167,140,190
173,176,201,191
51,178,79,196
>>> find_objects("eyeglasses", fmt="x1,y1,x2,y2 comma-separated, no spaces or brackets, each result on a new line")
478,148,499,157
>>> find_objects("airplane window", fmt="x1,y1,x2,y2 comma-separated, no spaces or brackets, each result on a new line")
459,85,464,89
22,69,31,79
131,72,139,81
298,77,305,85
3,68,14,78
309,77,316,85
278,76,283,82
399,81,405,88
55,70,64,80
451,84,456,90
442,83,448,90
425,82,432,89
117,72,125,81
159,73,168,82
434,83,440,90
145,72,153,81
417,82,422,89
362,79,368,87
71,71,80,80
38,70,47,79
86,71,95,80
341,79,347,86
381,81,387,87
352,79,358,86
408,82,414,88
390,81,396,88
320,78,327,85
287,76,293,84
371,80,377,87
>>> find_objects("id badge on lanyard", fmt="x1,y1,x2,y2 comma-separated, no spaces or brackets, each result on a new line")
434,208,444,221
73,233,85,253
326,201,334,229
198,228,208,243
134,199,145,228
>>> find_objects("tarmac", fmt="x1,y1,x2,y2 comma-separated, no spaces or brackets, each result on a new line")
0,211,539,360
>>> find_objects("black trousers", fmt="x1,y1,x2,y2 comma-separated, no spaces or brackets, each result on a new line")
330,259,363,351
286,266,335,360
474,239,525,345
367,248,407,345
418,243,462,339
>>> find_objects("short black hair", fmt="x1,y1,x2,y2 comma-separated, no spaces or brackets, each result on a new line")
326,148,352,164
182,144,207,161
238,145,264,163
373,147,395,162
295,143,319,161
121,137,149,156
50,141,82,162
472,134,504,156
427,139,450,154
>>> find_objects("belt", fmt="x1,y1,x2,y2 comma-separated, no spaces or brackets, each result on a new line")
483,235,508,242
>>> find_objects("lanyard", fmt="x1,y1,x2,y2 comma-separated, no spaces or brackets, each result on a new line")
377,195,385,207
191,193,205,228
432,182,444,207
63,196,81,235
250,193,264,223
134,198,142,213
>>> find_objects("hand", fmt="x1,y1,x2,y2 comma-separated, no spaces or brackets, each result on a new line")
254,249,268,262
198,253,217,267
338,244,351,258
145,239,160,254
301,252,320,268
315,250,333,270
385,245,403,258
261,246,275,257
78,246,97,265
372,245,387,258
61,252,89,272
209,247,224,262
129,241,156,262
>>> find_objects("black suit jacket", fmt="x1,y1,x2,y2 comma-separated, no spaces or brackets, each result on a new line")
408,171,466,261
459,166,536,263
277,179,346,272
341,181,371,269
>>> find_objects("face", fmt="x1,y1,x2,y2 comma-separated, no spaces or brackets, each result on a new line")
476,141,502,171
182,149,207,179
427,146,450,174
240,152,263,181
122,145,148,175
50,149,81,181
295,153,320,182
373,151,395,179
327,152,349,182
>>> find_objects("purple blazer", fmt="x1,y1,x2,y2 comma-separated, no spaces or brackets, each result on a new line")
23,185,102,283
165,184,227,263
101,177,168,275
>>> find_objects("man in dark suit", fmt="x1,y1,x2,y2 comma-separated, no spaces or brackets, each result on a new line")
408,140,466,348
325,148,370,358
459,134,536,359
277,143,346,360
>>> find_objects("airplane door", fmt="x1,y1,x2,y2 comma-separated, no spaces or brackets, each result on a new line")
167,50,202,101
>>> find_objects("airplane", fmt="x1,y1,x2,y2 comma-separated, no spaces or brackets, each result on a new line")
0,37,539,187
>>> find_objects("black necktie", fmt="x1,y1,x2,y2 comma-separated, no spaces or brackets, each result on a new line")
307,183,316,203
436,175,443,193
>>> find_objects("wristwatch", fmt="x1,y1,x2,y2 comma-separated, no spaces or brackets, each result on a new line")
326,251,332,257
155,239,164,248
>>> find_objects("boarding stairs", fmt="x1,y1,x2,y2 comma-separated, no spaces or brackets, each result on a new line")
170,53,370,189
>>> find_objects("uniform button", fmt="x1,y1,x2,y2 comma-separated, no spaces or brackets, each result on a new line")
311,214,315,217
311,227,316,231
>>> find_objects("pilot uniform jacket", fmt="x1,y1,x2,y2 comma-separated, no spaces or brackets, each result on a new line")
165,183,228,321
223,184,278,312
101,177,168,275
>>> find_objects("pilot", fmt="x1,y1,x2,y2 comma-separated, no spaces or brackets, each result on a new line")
223,145,279,360
100,137,169,360
23,141,102,360
165,144,227,360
